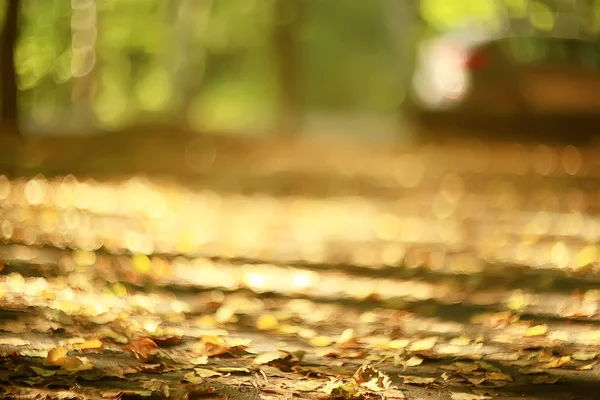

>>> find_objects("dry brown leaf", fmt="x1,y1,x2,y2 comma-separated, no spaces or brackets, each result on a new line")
353,364,392,392
401,375,436,385
124,337,159,363
532,375,560,384
467,376,486,386
541,355,571,369
485,372,512,382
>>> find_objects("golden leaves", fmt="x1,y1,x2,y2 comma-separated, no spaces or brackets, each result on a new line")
43,346,95,373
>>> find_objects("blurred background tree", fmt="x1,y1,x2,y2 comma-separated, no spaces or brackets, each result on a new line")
0,0,598,139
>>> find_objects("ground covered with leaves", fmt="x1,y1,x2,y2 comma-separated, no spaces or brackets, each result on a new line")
1,137,600,399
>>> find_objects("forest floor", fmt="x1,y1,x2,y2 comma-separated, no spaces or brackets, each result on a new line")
1,132,600,399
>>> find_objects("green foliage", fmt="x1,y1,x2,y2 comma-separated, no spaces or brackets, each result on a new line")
6,0,600,134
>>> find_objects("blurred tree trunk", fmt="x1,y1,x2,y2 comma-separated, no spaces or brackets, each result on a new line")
168,0,212,132
272,0,304,136
1,0,21,135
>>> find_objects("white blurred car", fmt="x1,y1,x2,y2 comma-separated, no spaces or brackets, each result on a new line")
402,25,600,140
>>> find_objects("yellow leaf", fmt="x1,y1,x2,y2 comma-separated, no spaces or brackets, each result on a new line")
571,351,597,361
525,325,548,337
405,356,424,367
72,339,102,351
507,291,530,311
133,254,152,274
387,339,410,349
61,356,95,372
310,336,332,347
190,356,209,365
408,337,438,352
44,347,68,366
256,314,279,331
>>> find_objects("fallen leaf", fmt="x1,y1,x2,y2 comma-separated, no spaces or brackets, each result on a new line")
467,376,486,386
578,362,596,371
190,356,209,365
183,371,204,384
541,355,571,369
256,314,279,330
485,372,512,382
438,345,462,355
0,337,31,346
548,330,570,342
290,380,324,392
310,336,333,347
61,356,95,372
44,347,68,366
525,325,548,337
353,364,391,392
321,379,344,395
19,349,49,358
450,393,490,400
449,337,472,346
124,338,159,363
407,337,438,352
578,330,600,344
404,356,424,367
71,339,103,351
571,351,597,361
532,375,560,384
214,367,250,374
254,351,288,365
401,375,436,385
152,335,182,347
336,329,356,346
387,339,410,349
518,368,545,375
194,368,221,378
